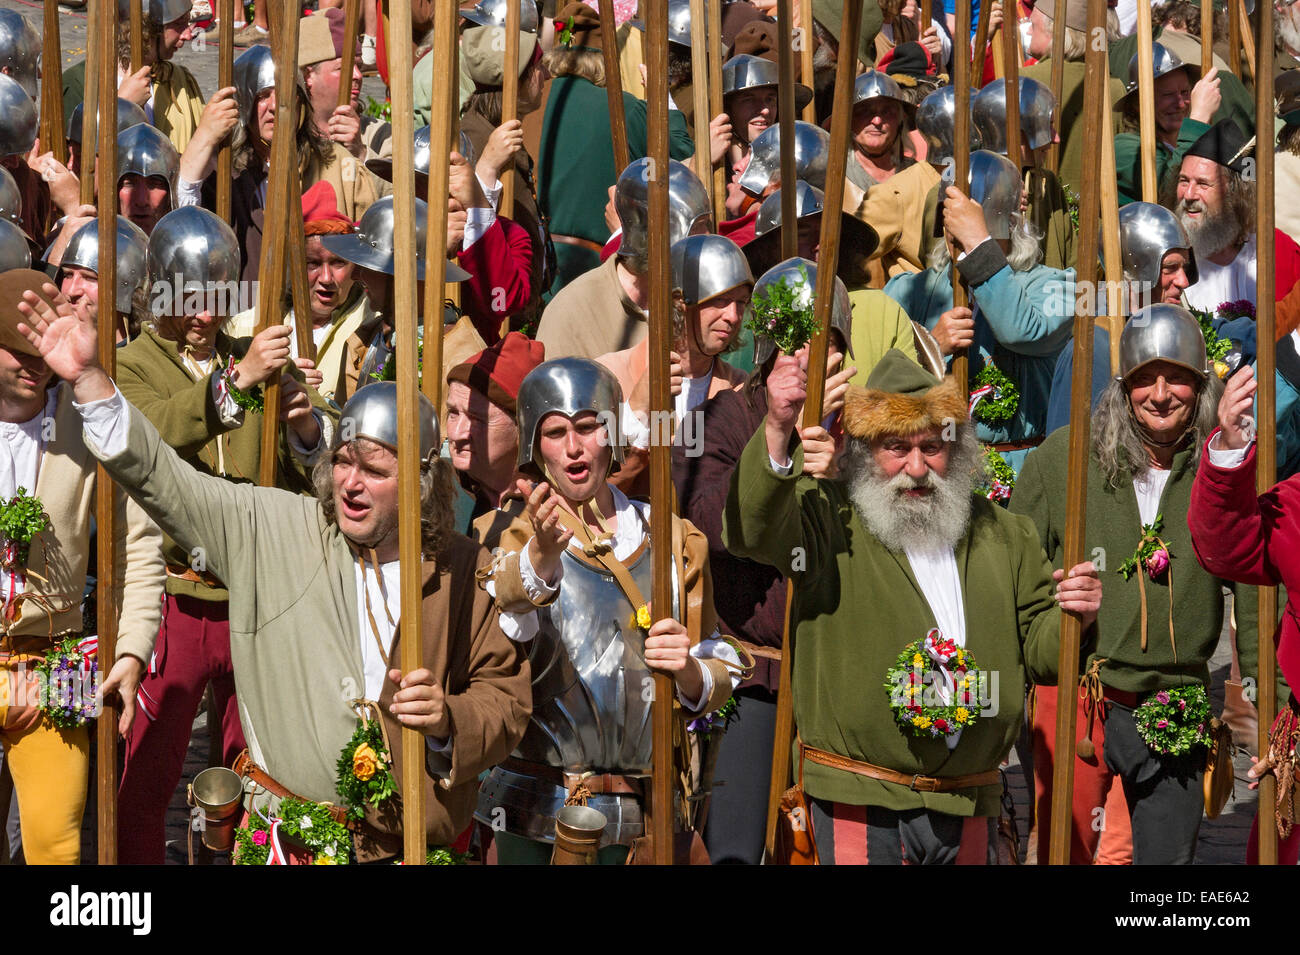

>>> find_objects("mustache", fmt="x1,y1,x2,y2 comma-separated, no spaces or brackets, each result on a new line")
1178,199,1205,215
888,470,935,492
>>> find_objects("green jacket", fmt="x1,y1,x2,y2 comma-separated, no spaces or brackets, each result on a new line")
1113,117,1210,207
1010,428,1262,695
115,326,336,600
722,428,1070,816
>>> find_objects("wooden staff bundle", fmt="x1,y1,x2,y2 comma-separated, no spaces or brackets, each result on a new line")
216,0,234,223
1002,0,1021,159
39,0,66,166
80,0,100,206
597,0,629,174
799,0,815,123
1135,0,1157,202
129,0,143,74
776,0,797,260
339,0,362,109
1047,0,1066,174
708,0,725,224
500,0,521,218
951,0,972,400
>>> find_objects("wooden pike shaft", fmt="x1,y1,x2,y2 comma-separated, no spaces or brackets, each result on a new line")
254,0,300,488
708,0,725,224
80,0,100,206
690,0,711,204
644,0,675,866
920,0,931,33
597,0,629,173
762,0,862,861
1254,0,1279,867
799,0,815,123
1228,0,1241,77
1047,0,1066,174
40,0,67,166
1047,0,1106,866
972,0,991,79
96,0,120,865
389,0,426,865
1238,0,1256,83
286,173,316,361
339,0,362,109
1135,0,1158,202
1003,6,1021,171
776,0,797,261
216,0,234,223
500,0,521,218
130,0,143,73
421,0,458,414
951,0,971,398
1099,105,1122,376
1200,0,1213,74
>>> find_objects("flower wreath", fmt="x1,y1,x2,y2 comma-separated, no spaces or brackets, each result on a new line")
335,704,398,822
969,361,1019,424
35,635,98,729
556,15,577,46
884,628,982,739
1133,685,1211,756
233,797,353,865
976,445,1015,503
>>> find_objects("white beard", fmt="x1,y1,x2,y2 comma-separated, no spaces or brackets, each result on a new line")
1281,10,1300,57
1176,197,1242,260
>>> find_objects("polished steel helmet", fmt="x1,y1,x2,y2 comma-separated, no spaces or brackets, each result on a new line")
744,181,880,283
319,195,472,282
58,216,149,314
965,149,1022,241
615,158,713,267
750,256,854,368
147,206,240,295
1117,201,1198,291
0,73,36,157
338,380,441,463
737,120,830,196
234,44,277,131
671,233,753,307
118,0,194,25
516,357,626,472
852,69,914,115
459,0,539,34
721,54,814,114
916,85,981,169
0,11,38,100
117,123,180,204
1118,42,1199,112
630,0,694,47
67,97,150,145
0,165,19,226
1119,304,1209,381
0,217,31,270
971,77,1057,155
365,125,475,186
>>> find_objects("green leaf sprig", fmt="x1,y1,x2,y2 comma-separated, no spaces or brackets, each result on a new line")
335,718,398,822
1133,684,1211,756
233,797,353,865
1118,515,1171,580
0,488,49,571
1187,306,1232,364
744,265,817,356
971,362,1019,424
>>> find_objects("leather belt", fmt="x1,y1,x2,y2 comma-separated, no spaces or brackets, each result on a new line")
233,750,370,834
989,437,1044,454
502,756,646,797
801,744,1000,793
738,639,782,662
166,563,225,589
550,233,605,253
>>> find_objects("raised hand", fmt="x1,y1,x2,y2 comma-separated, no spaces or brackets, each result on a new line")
520,477,574,586
1215,363,1256,451
15,283,99,384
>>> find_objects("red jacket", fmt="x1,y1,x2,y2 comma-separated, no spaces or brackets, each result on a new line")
457,216,533,346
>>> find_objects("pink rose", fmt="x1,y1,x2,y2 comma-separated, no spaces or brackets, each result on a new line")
1145,548,1169,577
252,830,268,846
1156,719,1169,729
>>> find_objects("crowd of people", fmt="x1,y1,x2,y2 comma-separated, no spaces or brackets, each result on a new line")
0,0,1297,867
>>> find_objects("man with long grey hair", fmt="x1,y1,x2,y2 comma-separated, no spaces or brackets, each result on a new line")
1012,304,1260,865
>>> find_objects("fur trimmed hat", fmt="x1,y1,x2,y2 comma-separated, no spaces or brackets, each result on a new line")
841,348,967,441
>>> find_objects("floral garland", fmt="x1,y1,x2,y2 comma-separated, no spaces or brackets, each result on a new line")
884,628,982,739
969,362,1019,424
1118,515,1170,580
976,445,1015,503
1133,685,1211,756
1187,305,1233,367
233,797,353,865
556,15,577,46
687,696,738,735
335,717,398,822
744,265,817,356
221,358,264,414
35,635,97,729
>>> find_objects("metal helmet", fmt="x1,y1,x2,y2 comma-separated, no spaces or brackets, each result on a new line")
0,11,38,100
0,217,31,270
1116,202,1198,291
971,77,1057,155
117,123,180,205
1119,304,1209,381
337,380,441,463
671,234,753,307
67,97,150,145
916,85,981,168
721,54,814,114
459,0,539,34
751,180,880,257
516,357,626,472
615,158,713,266
319,195,472,282
366,126,475,184
630,0,694,47
234,45,277,131
0,73,36,157
852,70,914,115
117,0,194,25
965,149,1022,241
147,206,240,294
750,257,854,368
1118,42,1199,112
0,165,19,226
737,121,831,196
58,216,149,314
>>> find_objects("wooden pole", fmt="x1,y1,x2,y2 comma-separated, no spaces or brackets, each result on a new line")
286,173,316,362
597,0,629,173
1200,0,1213,75
920,0,932,37
1003,9,1021,169
992,11,1006,79
254,0,299,488
130,0,143,74
1228,0,1242,78
972,0,991,80
388,0,427,866
690,0,712,202
708,0,726,224
1254,0,1279,867
1238,0,1255,84
1046,0,1106,867
95,0,120,866
40,0,67,166
500,0,521,218
951,0,971,398
1047,0,1066,174
644,0,676,866
1099,109,1122,376
799,0,815,123
216,0,234,224
763,0,861,862
776,0,797,260
80,0,100,206
1135,0,1158,203
422,0,457,413
339,0,362,108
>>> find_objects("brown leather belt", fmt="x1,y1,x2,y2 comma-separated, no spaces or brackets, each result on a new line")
502,756,645,797
233,749,361,832
801,744,1000,793
166,564,225,589
550,233,605,253
738,639,782,662
990,437,1044,454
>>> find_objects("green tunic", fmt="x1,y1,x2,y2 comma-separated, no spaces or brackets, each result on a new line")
1113,118,1210,207
722,428,1071,816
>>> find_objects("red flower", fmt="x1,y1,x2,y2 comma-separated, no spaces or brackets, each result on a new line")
933,718,949,732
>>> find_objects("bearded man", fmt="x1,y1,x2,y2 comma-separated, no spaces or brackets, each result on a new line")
1014,305,1258,865
722,348,1100,864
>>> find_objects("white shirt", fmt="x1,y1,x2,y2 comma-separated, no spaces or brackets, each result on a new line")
1132,467,1171,526
0,390,57,607
904,545,967,750
1184,235,1257,312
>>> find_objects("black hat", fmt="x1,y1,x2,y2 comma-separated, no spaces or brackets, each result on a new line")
1184,118,1253,176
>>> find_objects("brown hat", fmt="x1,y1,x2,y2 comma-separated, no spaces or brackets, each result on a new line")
0,268,58,358
446,331,545,416
461,24,541,88
720,1,767,48
299,8,356,68
841,349,967,441
554,1,604,51
1033,0,1089,33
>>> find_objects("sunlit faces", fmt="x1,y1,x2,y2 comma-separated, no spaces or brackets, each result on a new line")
331,438,401,550
1175,156,1226,221
59,264,100,319
117,173,171,234
690,285,750,356
305,237,356,322
851,97,903,157
305,58,363,116
1153,70,1193,140
870,427,952,494
255,88,277,145
728,87,778,145
160,11,195,59
1126,359,1200,442
1158,250,1193,303
0,345,52,407
444,380,519,490
536,410,612,504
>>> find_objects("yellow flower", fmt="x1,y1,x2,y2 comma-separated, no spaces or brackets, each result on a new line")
955,707,970,723
635,605,652,630
313,853,338,865
911,715,925,726
912,653,924,666
956,650,965,666
352,742,379,782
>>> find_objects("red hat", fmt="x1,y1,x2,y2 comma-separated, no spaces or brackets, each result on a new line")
446,331,545,416
302,181,352,236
